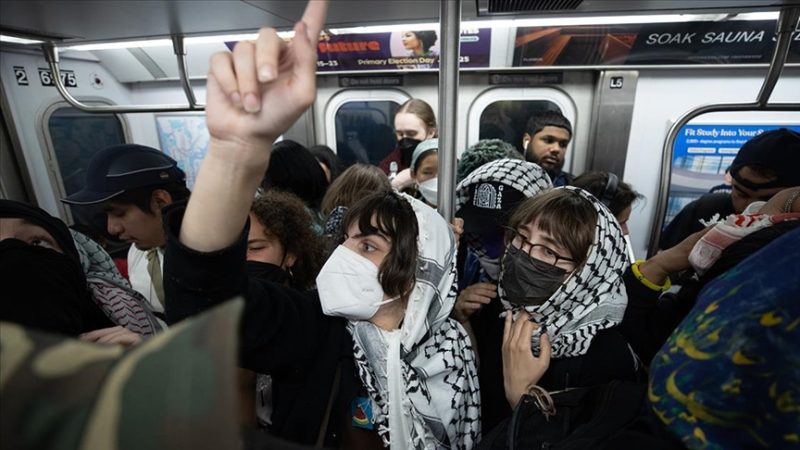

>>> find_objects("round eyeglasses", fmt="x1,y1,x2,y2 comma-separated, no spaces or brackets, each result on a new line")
505,228,577,270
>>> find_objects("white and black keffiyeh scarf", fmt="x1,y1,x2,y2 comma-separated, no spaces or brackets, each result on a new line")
349,194,481,449
72,230,163,336
500,186,628,358
455,158,552,260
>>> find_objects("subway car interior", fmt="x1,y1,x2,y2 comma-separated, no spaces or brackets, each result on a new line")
1,0,799,448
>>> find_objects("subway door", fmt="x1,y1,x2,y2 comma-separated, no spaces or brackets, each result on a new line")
0,48,136,222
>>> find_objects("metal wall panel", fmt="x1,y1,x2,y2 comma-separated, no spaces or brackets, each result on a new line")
587,70,638,177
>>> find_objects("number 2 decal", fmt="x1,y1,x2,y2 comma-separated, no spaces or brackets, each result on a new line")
13,66,29,86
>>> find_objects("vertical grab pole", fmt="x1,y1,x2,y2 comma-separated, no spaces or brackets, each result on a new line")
437,0,462,221
172,35,199,108
756,7,800,106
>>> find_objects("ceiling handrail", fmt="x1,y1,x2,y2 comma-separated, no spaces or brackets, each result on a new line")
646,6,800,257
42,37,205,114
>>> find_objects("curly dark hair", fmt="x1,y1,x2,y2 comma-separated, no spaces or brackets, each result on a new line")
250,190,327,290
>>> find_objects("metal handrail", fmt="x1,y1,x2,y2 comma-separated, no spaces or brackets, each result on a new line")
41,36,204,114
646,7,800,257
172,35,200,108
437,0,461,221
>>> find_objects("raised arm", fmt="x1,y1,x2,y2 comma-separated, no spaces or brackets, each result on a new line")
180,0,328,252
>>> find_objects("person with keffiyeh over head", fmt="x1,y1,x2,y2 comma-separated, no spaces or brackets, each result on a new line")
160,1,481,447
451,158,552,432
484,187,642,427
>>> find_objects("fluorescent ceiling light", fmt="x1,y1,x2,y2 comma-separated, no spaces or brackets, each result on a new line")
0,35,44,45
184,30,294,44
735,11,780,21
64,39,172,51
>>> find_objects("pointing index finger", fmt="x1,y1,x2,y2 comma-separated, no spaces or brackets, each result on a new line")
300,0,329,41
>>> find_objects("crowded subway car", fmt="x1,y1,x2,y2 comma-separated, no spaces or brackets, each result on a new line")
1,0,799,449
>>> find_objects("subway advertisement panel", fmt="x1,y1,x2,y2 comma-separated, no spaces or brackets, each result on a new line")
514,20,800,66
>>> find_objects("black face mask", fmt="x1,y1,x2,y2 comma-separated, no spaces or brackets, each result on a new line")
0,238,97,336
246,260,288,285
499,244,567,306
397,137,422,168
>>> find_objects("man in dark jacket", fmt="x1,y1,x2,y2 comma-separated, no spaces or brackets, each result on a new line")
659,128,800,250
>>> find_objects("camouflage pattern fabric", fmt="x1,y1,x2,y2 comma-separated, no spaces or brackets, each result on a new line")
649,228,800,450
0,299,243,450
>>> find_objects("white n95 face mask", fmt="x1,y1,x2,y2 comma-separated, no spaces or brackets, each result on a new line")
316,245,395,320
418,177,438,207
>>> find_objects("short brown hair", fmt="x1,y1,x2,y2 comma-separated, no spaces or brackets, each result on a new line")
396,99,437,135
508,189,596,266
321,164,391,216
343,192,418,299
250,190,327,290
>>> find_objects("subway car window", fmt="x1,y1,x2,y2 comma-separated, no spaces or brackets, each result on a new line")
479,100,562,152
334,100,399,166
47,106,126,241
48,106,125,201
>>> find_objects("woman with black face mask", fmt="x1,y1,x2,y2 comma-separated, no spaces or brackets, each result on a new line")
247,190,327,289
0,200,114,336
478,187,642,431
378,98,437,177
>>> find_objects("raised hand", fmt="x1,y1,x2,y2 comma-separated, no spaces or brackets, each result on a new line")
502,310,551,409
181,0,328,252
205,0,328,149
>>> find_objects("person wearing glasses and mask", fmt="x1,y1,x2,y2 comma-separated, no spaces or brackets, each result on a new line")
481,187,641,429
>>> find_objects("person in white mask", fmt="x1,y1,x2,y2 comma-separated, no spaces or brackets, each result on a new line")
160,1,480,447
409,138,439,207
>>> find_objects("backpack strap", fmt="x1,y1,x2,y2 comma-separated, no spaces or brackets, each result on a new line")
315,362,342,448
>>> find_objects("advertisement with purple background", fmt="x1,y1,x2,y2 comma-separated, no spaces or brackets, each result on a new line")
316,28,491,71
227,29,491,71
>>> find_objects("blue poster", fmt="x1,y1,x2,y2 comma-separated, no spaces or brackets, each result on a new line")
664,124,800,226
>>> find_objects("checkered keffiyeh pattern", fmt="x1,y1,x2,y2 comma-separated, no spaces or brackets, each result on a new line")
500,186,629,358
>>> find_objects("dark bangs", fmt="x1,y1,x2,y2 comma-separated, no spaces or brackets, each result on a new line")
509,189,596,266
344,191,419,298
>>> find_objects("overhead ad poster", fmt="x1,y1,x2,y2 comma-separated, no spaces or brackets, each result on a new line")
663,124,800,226
315,28,491,71
513,20,800,66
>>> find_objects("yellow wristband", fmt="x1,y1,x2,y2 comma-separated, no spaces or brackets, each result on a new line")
631,260,671,293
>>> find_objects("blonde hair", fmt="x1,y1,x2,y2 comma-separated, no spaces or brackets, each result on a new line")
396,99,437,136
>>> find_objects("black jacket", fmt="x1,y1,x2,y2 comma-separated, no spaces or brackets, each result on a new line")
162,204,361,446
473,299,642,431
659,193,734,250
619,269,695,366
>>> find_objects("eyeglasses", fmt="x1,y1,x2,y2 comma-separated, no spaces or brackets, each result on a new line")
505,228,577,270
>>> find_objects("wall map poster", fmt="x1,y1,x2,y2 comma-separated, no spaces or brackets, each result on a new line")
514,20,800,66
